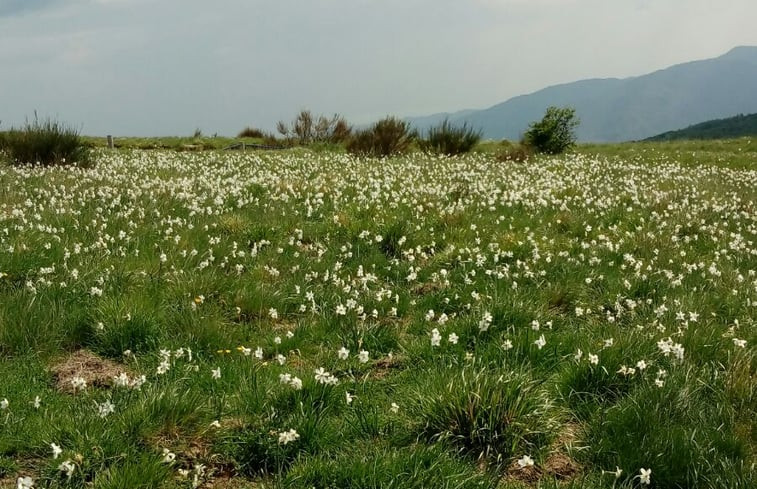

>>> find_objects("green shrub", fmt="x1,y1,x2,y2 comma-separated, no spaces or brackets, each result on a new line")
237,126,266,138
495,142,533,162
347,116,415,157
419,119,482,155
523,106,579,154
0,115,91,167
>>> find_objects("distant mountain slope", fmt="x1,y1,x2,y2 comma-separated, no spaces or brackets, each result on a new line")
407,46,757,142
645,113,757,141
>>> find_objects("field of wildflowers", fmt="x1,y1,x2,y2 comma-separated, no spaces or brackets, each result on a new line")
0,143,754,488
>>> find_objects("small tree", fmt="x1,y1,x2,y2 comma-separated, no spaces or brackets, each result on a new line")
523,106,579,154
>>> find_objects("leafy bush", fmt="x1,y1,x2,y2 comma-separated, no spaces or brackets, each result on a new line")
419,119,482,155
0,115,90,167
347,116,415,157
523,106,579,154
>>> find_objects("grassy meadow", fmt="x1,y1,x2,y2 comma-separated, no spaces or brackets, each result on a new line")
0,140,755,488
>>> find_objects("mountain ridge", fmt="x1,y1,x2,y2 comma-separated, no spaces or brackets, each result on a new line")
406,47,757,142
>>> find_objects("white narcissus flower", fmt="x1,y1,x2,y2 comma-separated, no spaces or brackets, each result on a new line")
51,442,63,459
211,367,221,379
448,333,459,344
277,429,300,445
16,476,34,489
0,398,8,410
430,328,441,347
161,448,176,463
337,346,350,360
534,335,546,350
358,350,369,363
517,455,535,468
639,468,652,485
59,460,76,478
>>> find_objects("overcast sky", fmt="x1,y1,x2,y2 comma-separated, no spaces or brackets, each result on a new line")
2,0,756,136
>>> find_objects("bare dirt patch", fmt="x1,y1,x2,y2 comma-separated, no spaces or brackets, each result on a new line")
50,350,130,393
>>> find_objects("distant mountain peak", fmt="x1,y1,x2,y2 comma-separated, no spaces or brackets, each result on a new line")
721,45,757,60
406,47,757,142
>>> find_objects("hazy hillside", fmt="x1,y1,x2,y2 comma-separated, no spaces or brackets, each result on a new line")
645,113,757,141
407,46,757,142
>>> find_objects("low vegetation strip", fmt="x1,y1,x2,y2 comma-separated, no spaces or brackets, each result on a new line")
0,146,754,488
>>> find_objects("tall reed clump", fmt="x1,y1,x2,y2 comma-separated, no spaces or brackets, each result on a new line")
347,116,415,157
419,119,482,155
0,115,91,167
276,110,352,146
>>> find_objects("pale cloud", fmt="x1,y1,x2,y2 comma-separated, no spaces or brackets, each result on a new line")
1,0,756,136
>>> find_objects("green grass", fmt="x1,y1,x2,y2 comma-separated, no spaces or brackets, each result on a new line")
0,140,754,488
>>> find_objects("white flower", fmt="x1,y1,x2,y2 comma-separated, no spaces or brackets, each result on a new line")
209,420,221,428
254,346,263,359
574,349,583,361
430,328,441,347
588,353,599,365
278,428,300,445
448,333,459,344
314,367,338,385
639,467,652,485
290,376,303,390
279,373,292,384
502,339,513,350
16,476,34,489
71,376,87,391
358,350,369,363
59,459,76,478
345,392,354,405
114,372,130,387
211,367,221,379
276,354,286,365
0,398,8,410
733,338,747,348
337,346,350,360
390,402,399,413
51,442,63,459
274,336,282,344
97,399,115,418
161,448,176,463
534,335,546,350
517,454,535,468
33,396,41,409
